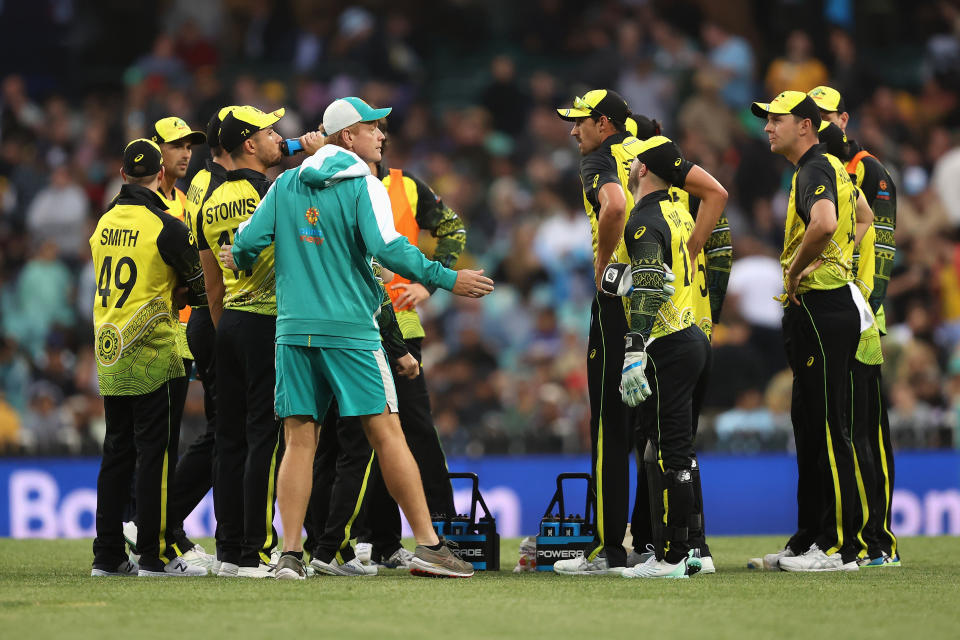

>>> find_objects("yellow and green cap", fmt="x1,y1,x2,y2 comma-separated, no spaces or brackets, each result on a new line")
219,105,285,152
622,135,684,183
151,116,206,146
557,89,630,126
808,85,846,113
122,138,163,177
751,90,821,127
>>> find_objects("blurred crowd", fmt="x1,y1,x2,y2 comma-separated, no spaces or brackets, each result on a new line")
2,0,960,457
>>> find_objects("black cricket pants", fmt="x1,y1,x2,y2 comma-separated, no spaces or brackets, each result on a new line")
851,360,898,559
630,337,712,557
356,338,456,561
783,286,863,563
93,378,186,570
637,326,711,564
168,306,218,551
586,293,631,567
303,401,375,564
214,309,282,567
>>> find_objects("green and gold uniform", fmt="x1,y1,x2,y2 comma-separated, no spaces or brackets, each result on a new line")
780,143,864,564
624,185,711,565
90,182,206,571
158,184,193,360
198,167,280,568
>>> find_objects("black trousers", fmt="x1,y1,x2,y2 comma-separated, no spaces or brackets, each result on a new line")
630,335,712,557
93,378,186,570
214,309,282,567
586,293,631,567
168,306,218,551
303,401,375,564
851,360,898,559
355,338,456,561
634,326,710,564
783,286,863,563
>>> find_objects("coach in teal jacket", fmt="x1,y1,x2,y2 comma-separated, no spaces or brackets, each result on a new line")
224,98,493,575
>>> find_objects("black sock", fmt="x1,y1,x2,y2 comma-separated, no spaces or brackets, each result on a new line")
426,542,444,551
282,551,303,561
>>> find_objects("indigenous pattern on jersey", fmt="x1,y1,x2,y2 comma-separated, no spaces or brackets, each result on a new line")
90,184,205,395
668,181,732,339
197,168,276,316
371,259,410,360
380,167,466,339
623,190,698,341
781,145,858,296
853,225,884,365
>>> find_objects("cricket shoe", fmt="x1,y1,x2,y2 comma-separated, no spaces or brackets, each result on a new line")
91,559,139,577
622,555,692,579
356,542,373,565
310,557,378,576
858,552,901,568
752,547,795,571
138,556,207,577
409,542,474,578
274,555,307,581
181,544,217,571
626,544,656,568
377,547,415,569
688,548,715,574
238,563,276,578
778,544,858,572
217,562,239,577
553,554,625,576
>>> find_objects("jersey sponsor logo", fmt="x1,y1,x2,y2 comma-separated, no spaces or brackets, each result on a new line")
300,206,324,245
879,180,888,191
95,324,121,366
305,207,319,225
876,191,890,200
592,174,599,189
134,153,144,162
815,185,826,195
674,158,682,166
204,197,258,224
589,349,597,359
100,228,140,247
633,226,646,239
806,356,815,367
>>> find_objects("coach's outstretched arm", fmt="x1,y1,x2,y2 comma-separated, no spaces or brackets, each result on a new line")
357,175,494,298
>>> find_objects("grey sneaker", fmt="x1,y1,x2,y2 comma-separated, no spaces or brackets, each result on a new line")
275,555,306,581
626,544,656,568
310,557,378,576
409,542,474,578
378,547,414,569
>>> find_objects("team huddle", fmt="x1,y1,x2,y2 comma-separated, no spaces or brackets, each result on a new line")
87,83,898,581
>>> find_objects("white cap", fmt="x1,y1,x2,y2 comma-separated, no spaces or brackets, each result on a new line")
322,97,392,136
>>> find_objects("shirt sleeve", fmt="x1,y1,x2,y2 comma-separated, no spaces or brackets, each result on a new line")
865,159,897,312
232,179,278,270
156,212,206,306
409,172,466,292
624,213,670,341
358,176,458,292
674,159,695,188
796,160,839,224
580,151,620,198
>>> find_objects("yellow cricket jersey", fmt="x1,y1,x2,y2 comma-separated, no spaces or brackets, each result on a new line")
781,146,858,296
90,184,205,395
854,225,883,365
196,168,276,316
669,187,711,337
158,184,194,358
579,133,639,268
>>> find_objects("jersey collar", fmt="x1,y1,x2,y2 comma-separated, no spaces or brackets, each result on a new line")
599,131,629,152
206,158,228,177
116,183,169,210
796,142,825,168
226,167,267,182
636,188,671,208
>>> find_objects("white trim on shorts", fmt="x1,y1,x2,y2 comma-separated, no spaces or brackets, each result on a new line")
373,348,399,413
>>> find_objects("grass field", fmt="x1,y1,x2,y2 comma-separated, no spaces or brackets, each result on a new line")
1,536,958,639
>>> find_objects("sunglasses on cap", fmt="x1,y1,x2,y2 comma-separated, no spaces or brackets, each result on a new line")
574,95,615,123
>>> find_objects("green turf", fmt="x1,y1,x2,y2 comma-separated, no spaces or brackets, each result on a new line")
1,536,957,639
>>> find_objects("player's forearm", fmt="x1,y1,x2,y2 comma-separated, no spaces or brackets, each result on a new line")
595,202,626,271
628,245,666,340
425,208,467,294
788,226,833,278
200,250,225,327
682,165,728,257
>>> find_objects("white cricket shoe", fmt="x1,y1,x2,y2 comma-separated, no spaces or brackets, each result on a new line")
238,563,276,578
622,555,690,579
122,521,138,552
356,542,373,565
217,562,239,577
91,559,139,577
688,548,715,574
760,547,796,570
181,544,217,571
378,547,415,569
778,544,858,573
138,556,207,577
310,557,378,576
553,554,625,576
